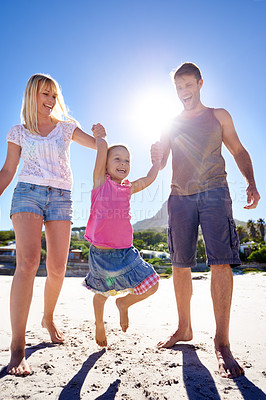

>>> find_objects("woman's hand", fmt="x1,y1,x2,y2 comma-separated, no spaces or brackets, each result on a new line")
91,123,106,139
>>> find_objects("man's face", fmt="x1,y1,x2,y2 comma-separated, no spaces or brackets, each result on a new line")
174,74,203,111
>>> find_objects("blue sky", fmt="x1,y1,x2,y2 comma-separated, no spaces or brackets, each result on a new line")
0,0,265,230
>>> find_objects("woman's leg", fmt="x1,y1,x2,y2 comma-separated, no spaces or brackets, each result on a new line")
8,212,43,376
93,294,108,347
116,282,159,332
42,220,71,343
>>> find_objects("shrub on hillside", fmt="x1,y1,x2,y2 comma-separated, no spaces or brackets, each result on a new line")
147,257,162,265
247,246,266,263
0,230,15,244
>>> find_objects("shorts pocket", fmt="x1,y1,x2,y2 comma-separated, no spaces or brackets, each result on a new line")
61,190,72,200
14,182,33,193
168,227,174,253
228,218,239,249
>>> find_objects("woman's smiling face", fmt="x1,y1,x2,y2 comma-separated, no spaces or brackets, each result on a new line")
37,83,57,118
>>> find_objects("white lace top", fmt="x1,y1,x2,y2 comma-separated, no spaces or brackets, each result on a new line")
6,121,77,190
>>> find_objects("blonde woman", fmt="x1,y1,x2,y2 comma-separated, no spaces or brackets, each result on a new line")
0,74,105,376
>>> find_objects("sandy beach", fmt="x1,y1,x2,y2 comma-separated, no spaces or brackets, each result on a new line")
0,272,265,400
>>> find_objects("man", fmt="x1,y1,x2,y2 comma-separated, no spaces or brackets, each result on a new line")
157,62,260,378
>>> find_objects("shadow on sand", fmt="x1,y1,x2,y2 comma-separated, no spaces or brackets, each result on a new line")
58,349,106,400
94,379,121,399
25,341,58,358
171,344,266,400
172,344,221,399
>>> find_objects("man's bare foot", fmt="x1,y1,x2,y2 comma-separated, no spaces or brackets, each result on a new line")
215,341,244,378
116,298,129,332
95,322,107,347
157,327,193,348
41,317,65,344
7,348,31,376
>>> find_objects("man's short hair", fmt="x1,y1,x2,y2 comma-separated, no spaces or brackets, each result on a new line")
173,62,202,82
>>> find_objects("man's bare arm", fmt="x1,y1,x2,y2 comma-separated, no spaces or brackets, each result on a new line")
214,108,260,209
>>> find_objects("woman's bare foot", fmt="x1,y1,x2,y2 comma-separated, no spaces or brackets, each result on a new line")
116,297,129,332
7,348,31,376
214,340,244,378
157,327,193,348
95,322,107,347
41,317,65,344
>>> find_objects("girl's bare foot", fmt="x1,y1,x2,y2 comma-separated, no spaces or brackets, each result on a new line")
41,317,65,343
7,348,31,376
95,322,107,347
157,327,193,348
116,298,129,332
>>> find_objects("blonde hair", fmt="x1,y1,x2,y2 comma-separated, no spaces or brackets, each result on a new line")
21,73,74,135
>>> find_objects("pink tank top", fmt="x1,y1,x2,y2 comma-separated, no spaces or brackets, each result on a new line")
84,175,133,248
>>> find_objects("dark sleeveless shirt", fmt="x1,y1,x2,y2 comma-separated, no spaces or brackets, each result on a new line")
168,108,228,196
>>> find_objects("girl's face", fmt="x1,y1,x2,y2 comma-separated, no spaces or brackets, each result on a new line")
37,83,57,119
106,147,130,183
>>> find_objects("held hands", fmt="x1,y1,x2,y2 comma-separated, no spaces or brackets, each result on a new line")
91,123,106,139
151,141,163,165
244,183,260,209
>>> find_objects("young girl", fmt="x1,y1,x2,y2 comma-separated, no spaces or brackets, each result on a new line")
82,128,162,347
0,73,105,376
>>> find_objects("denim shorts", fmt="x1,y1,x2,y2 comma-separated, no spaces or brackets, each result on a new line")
83,245,159,296
168,187,241,268
10,182,73,223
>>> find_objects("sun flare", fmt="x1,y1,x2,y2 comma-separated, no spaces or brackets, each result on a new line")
130,88,181,142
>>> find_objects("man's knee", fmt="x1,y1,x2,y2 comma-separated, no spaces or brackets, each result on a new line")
210,264,232,273
173,266,191,277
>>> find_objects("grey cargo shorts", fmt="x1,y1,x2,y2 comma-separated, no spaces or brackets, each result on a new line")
167,187,241,268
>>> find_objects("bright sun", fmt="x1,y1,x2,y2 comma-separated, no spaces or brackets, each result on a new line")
130,87,181,143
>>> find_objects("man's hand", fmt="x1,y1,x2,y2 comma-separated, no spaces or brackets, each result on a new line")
244,184,260,209
91,123,106,139
151,141,163,165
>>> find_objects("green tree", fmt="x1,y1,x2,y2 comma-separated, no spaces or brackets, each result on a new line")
197,238,206,262
82,247,90,261
257,218,265,239
247,219,257,239
0,230,15,244
40,248,46,263
41,232,47,250
247,246,266,263
236,225,247,242
133,239,144,251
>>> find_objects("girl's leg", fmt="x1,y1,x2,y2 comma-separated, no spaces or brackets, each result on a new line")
116,282,159,332
42,220,71,343
93,294,108,347
8,213,43,376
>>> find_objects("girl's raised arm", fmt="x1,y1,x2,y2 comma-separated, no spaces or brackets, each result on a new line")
130,142,163,195
91,124,108,190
